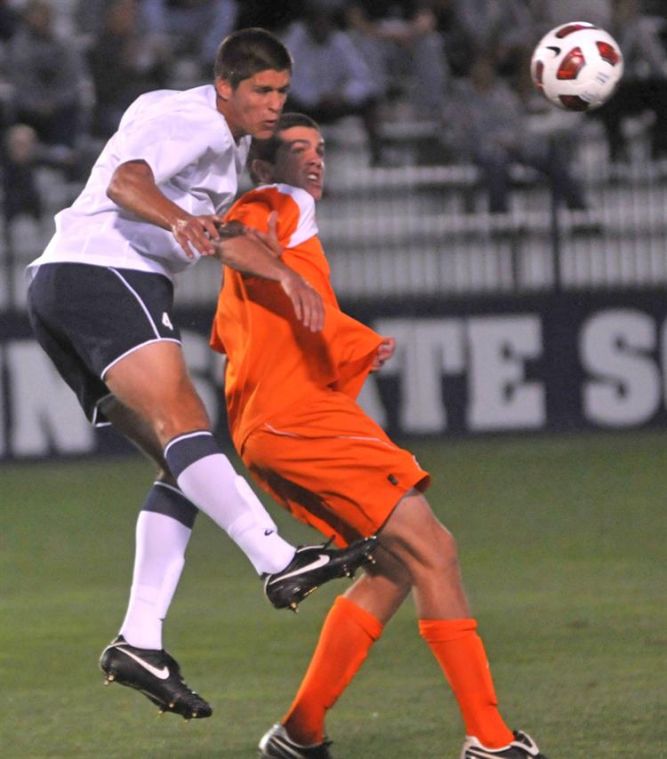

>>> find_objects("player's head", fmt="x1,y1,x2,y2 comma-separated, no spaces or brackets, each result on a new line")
248,113,325,200
213,27,292,88
214,28,292,141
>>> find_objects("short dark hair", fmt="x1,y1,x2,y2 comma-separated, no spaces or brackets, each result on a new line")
213,27,292,87
248,113,320,184
249,113,320,174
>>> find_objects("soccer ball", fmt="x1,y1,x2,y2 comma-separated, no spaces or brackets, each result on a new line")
530,22,623,111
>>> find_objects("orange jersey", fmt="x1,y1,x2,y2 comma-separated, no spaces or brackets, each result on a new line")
210,184,384,452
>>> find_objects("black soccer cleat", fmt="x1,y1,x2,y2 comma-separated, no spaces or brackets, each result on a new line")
258,723,333,759
99,635,212,720
460,730,547,759
263,536,378,611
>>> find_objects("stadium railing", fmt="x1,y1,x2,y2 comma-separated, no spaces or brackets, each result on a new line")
1,121,667,309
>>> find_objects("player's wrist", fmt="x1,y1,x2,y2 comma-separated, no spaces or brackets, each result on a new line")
169,212,194,232
279,267,301,287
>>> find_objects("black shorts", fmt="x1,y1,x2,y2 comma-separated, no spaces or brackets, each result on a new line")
27,262,180,426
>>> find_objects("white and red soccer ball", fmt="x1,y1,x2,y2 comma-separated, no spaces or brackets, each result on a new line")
530,22,624,111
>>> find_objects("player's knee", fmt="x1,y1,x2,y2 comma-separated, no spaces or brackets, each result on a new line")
155,468,177,486
431,524,460,573
405,520,458,575
382,502,461,579
152,391,211,442
154,413,210,444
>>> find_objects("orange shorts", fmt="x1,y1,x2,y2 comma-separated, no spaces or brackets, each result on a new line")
239,392,430,547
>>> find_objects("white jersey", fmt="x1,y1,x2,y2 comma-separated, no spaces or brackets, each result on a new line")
30,85,250,279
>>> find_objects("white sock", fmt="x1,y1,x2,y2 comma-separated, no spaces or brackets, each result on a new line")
165,432,295,574
176,456,295,574
120,511,191,650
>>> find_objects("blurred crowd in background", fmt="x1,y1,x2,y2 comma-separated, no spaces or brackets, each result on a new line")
1,0,667,228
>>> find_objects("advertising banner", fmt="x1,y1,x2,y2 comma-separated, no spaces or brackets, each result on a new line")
1,289,666,460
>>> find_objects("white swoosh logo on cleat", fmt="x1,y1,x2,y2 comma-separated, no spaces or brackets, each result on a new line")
268,555,331,584
119,648,170,680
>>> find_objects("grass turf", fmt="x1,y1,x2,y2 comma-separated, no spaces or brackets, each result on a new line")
1,431,665,758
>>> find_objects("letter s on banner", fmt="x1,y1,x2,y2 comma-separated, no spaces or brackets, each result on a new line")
580,309,660,427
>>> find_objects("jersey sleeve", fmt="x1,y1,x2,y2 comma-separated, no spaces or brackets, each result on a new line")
321,306,384,399
116,111,231,185
225,186,316,249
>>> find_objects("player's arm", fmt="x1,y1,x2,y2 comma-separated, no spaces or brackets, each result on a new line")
215,219,325,333
107,159,224,258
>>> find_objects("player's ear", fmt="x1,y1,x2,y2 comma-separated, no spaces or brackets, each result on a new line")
214,77,233,101
250,158,274,185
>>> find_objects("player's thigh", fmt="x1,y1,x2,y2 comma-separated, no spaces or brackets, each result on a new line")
104,340,209,433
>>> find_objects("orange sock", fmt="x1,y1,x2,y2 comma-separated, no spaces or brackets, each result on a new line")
283,596,383,745
419,618,513,748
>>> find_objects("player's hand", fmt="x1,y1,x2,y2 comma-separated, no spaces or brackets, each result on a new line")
280,270,325,332
171,214,227,258
245,210,282,258
371,337,396,371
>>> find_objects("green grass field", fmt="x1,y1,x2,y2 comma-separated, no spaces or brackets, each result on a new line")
2,431,665,758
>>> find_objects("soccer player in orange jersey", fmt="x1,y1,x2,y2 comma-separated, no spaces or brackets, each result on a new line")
210,113,548,759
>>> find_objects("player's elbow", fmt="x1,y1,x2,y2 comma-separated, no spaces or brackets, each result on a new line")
107,160,152,206
106,173,123,205
106,166,130,206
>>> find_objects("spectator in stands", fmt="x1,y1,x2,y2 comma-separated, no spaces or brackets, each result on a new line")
642,0,667,40
140,0,239,77
594,0,667,162
343,0,451,120
0,0,18,42
87,0,168,139
74,0,143,45
418,0,475,78
1,123,42,226
235,0,304,32
0,0,19,130
282,1,384,164
6,0,85,151
451,0,534,77
451,55,589,214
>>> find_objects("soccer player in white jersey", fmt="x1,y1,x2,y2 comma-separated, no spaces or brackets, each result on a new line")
25,28,375,720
